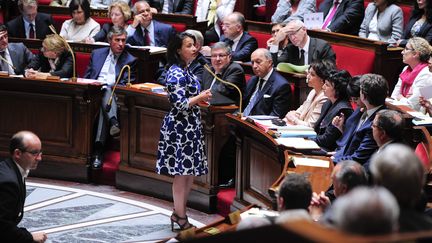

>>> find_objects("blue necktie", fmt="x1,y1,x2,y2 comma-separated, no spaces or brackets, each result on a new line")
243,78,264,116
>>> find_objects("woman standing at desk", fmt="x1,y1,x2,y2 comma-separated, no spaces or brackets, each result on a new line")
156,32,212,231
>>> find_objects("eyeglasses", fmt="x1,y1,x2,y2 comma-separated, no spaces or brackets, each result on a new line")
21,149,42,156
211,54,229,59
286,27,302,37
404,47,415,52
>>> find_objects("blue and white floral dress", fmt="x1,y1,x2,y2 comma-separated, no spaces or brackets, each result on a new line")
156,64,208,176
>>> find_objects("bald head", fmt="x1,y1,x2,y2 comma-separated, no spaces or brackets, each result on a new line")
251,48,273,78
10,131,42,171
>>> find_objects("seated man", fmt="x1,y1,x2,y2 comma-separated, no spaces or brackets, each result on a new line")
202,12,258,62
157,29,207,85
273,20,335,66
0,131,47,242
332,186,399,235
370,144,432,232
243,48,291,118
6,0,54,39
146,0,193,14
126,0,176,47
0,24,33,75
84,26,137,169
318,0,364,35
332,74,388,166
201,41,245,105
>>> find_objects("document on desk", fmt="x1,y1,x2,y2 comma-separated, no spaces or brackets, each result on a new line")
293,157,329,168
128,45,167,54
276,137,320,150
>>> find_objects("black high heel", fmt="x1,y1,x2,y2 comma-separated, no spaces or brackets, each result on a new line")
170,212,194,231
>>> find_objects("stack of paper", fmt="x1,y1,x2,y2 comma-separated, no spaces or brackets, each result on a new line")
276,137,320,150
293,157,329,168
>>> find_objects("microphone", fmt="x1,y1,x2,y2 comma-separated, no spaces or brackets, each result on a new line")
49,25,77,82
198,58,243,117
106,64,131,112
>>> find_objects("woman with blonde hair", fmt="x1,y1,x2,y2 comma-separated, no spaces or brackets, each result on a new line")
89,1,131,43
391,37,432,111
25,34,73,79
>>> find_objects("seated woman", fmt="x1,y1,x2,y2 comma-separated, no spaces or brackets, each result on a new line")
284,60,334,127
89,1,131,43
398,0,432,47
313,70,353,152
359,0,403,44
391,37,432,111
25,34,73,79
271,0,316,23
60,0,101,42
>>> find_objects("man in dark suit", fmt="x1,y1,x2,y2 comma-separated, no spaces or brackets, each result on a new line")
0,25,33,75
126,0,176,47
318,0,364,35
0,131,47,242
84,26,137,169
273,20,335,66
6,0,54,39
332,74,388,166
202,41,245,105
147,0,194,14
243,48,291,118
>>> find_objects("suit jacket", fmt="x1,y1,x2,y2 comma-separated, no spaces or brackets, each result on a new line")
8,43,33,76
243,70,291,118
400,15,432,47
359,3,403,43
84,47,137,85
93,23,112,42
126,20,176,47
319,0,364,35
201,61,245,104
6,13,54,39
274,37,336,66
147,0,194,14
221,32,258,62
0,158,33,242
26,50,73,78
313,99,353,151
333,105,386,165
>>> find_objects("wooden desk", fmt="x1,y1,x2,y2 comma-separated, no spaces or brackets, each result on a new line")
0,77,102,182
9,37,165,83
226,114,333,210
114,87,238,212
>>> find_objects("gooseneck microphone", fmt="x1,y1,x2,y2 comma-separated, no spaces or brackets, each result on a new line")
106,64,131,112
198,59,243,117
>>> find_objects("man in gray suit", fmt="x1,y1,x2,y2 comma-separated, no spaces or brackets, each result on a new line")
201,42,245,105
146,0,193,14
272,20,335,66
0,24,33,75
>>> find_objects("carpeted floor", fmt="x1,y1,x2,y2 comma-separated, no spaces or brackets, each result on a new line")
20,181,207,242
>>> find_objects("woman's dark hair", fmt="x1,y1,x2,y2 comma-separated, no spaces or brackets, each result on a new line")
347,75,362,98
309,59,336,81
326,69,351,101
412,0,432,23
166,32,196,67
69,0,91,20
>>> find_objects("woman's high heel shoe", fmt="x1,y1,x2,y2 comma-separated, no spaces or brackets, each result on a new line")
170,212,194,231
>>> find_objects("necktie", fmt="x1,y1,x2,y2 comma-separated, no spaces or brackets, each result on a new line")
167,0,173,13
243,78,264,116
0,51,9,72
144,28,150,46
322,0,340,30
356,112,368,131
224,38,234,48
29,23,35,39
299,49,305,65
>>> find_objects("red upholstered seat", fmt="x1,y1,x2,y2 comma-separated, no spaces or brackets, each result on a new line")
93,17,112,26
0,10,3,24
316,0,325,10
75,52,91,77
38,0,51,5
51,15,70,33
416,142,430,170
163,22,186,32
248,31,271,48
331,44,375,76
266,0,278,22
255,5,266,17
400,4,413,27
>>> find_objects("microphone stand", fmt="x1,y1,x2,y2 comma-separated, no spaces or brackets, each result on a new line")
49,25,77,82
106,64,131,111
201,63,243,117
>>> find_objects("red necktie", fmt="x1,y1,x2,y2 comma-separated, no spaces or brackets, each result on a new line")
144,28,150,46
322,1,340,30
29,23,35,39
